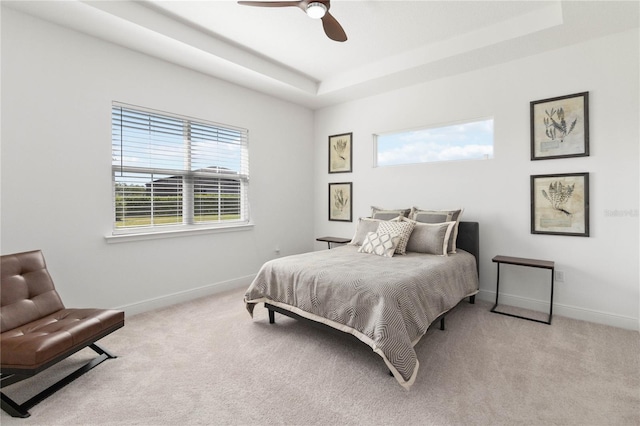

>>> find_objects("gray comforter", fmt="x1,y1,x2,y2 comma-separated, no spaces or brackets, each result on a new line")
244,245,478,389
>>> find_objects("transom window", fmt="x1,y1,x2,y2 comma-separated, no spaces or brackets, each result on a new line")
111,103,249,234
374,118,494,167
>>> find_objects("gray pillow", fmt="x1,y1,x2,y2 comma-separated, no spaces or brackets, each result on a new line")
409,208,464,253
371,206,411,220
349,217,382,246
404,220,455,256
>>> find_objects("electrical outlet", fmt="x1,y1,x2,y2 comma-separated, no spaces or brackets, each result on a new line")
555,270,564,282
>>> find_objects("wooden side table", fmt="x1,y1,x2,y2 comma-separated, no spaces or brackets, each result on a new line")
491,255,555,325
316,236,351,249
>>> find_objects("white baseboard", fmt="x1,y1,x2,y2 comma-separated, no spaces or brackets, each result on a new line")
119,274,254,317
477,289,639,331
117,281,638,331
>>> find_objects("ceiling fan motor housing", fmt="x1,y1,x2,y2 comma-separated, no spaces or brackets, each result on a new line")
306,2,327,19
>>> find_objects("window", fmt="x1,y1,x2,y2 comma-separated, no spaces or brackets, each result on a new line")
374,118,494,167
111,103,249,234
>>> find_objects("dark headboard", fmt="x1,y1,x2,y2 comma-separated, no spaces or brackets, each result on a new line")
457,221,479,275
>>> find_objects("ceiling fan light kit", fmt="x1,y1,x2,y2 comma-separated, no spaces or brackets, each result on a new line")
238,0,347,42
306,2,327,19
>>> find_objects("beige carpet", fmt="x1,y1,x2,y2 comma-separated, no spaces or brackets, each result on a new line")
2,287,639,425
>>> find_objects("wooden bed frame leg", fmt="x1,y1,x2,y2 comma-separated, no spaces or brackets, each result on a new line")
469,295,476,304
268,309,275,324
440,317,445,330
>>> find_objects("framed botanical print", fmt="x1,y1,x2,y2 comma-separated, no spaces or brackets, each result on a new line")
531,172,589,237
328,132,352,173
530,92,589,160
328,182,352,222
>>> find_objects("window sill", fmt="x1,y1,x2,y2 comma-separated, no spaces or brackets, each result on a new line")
104,223,254,244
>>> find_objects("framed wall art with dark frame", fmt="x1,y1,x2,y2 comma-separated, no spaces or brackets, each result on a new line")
328,132,352,173
530,92,589,160
328,182,352,222
531,172,589,237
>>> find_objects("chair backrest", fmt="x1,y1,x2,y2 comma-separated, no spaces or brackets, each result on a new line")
1,250,65,333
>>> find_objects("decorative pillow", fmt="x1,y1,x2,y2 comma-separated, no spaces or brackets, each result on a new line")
371,206,411,220
377,220,415,255
358,232,401,258
404,219,455,256
409,208,464,253
349,217,382,246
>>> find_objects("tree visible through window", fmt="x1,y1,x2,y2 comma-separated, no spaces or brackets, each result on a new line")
111,104,249,233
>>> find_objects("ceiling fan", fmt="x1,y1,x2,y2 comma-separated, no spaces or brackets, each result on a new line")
237,0,347,42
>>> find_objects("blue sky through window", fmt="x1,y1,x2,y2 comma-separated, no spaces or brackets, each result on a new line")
376,118,494,166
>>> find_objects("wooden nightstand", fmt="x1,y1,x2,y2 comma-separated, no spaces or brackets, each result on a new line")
316,236,351,249
491,255,555,325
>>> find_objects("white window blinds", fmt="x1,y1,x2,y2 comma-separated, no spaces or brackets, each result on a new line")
112,103,249,233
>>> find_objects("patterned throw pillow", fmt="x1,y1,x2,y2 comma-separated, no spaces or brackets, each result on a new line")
377,220,415,255
358,232,401,258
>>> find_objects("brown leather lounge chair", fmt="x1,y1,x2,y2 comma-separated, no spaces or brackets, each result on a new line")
0,250,124,418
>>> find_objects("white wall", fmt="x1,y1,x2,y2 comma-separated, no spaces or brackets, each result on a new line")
2,7,638,331
1,8,315,313
314,29,640,330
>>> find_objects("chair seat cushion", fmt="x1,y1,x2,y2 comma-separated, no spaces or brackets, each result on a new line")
1,308,124,370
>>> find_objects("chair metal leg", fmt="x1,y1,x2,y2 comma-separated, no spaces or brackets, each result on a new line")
1,392,30,418
0,344,118,418
90,343,117,359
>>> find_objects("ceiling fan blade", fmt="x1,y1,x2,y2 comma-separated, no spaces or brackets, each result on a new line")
321,12,347,42
237,1,302,8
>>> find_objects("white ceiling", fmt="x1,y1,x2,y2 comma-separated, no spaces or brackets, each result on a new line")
5,0,639,109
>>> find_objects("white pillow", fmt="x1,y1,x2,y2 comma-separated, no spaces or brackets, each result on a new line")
358,232,401,258
377,220,415,255
403,218,455,256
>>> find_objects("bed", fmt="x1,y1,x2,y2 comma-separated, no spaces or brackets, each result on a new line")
244,220,479,389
